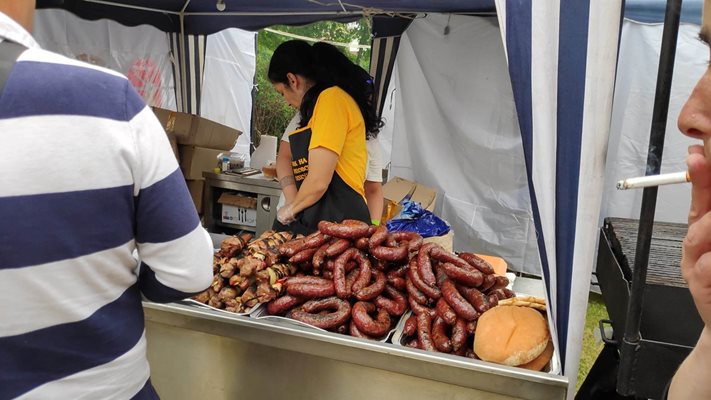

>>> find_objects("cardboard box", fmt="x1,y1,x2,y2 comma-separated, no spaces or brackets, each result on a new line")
218,193,257,227
382,177,438,221
186,179,204,214
168,134,180,162
179,145,222,180
152,107,241,150
217,193,257,209
423,230,454,252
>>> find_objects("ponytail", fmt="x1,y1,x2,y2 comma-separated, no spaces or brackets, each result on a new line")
268,40,383,136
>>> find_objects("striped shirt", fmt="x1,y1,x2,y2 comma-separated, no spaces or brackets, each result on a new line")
0,12,213,400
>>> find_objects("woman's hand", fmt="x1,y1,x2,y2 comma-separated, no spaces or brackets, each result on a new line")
277,203,296,225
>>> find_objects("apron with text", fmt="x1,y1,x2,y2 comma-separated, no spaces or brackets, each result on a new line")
273,127,370,235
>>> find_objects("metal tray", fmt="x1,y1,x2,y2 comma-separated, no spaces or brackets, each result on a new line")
251,302,401,343
391,310,561,375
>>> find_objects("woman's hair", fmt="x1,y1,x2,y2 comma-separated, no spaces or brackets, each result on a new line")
268,40,383,137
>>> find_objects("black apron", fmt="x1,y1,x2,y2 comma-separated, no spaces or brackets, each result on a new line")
273,127,370,235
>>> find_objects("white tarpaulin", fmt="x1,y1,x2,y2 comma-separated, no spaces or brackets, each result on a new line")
33,10,256,156
34,9,176,110
601,19,706,224
386,14,541,275
199,29,256,156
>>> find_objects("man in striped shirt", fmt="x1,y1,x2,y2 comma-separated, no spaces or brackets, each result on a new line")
0,1,214,399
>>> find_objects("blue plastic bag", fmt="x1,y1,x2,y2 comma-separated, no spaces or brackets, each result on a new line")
386,200,450,238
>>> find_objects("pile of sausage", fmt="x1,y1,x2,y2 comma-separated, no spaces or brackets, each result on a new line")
192,230,295,313
267,220,420,339
399,244,515,357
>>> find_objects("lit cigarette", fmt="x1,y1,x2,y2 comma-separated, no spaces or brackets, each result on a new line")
616,171,690,190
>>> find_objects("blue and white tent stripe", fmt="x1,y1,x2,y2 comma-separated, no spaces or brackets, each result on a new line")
495,0,623,393
370,35,402,120
168,33,206,114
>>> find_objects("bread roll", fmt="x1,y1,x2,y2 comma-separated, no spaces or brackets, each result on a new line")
518,340,554,371
473,306,549,366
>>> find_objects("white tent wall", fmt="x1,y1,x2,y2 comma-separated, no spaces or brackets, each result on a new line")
32,10,257,158
199,29,257,156
34,9,176,110
601,20,705,224
388,13,541,275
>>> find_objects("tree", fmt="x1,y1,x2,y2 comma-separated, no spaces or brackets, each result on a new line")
252,18,372,144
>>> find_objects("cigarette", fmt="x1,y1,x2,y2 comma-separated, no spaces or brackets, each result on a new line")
616,171,690,190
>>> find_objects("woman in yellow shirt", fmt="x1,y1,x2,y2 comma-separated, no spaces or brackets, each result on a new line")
270,40,382,234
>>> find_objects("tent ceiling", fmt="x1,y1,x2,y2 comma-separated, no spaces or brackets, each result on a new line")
35,0,496,34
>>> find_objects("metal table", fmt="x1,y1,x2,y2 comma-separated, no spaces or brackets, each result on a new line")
202,172,282,236
143,277,566,400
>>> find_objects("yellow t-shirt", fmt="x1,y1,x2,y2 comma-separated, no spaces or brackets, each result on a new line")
307,86,367,197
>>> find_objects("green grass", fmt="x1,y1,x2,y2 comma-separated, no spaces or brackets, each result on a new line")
577,292,609,390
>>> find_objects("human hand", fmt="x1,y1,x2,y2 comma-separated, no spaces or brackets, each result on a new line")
681,145,711,328
277,203,296,225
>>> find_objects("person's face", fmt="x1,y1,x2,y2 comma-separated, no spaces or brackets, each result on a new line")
678,0,711,160
272,73,309,109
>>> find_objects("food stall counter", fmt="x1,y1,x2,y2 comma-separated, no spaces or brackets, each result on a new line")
143,286,567,400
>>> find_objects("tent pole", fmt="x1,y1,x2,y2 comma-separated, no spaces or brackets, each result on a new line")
617,0,682,396
176,0,190,113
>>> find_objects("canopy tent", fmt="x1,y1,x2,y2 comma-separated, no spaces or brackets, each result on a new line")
34,0,625,395
36,0,495,34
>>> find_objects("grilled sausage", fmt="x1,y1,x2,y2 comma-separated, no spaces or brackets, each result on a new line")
267,295,306,315
432,316,453,353
355,270,387,301
441,280,479,321
440,262,484,287
435,297,458,325
318,220,370,239
374,285,408,316
291,297,351,329
326,238,352,258
408,258,441,300
451,318,468,352
352,302,391,337
403,314,418,337
458,252,496,275
416,243,438,287
416,312,435,351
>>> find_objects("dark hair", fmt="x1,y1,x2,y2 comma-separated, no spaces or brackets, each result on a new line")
268,40,383,137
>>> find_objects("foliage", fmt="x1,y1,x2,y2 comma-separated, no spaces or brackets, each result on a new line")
252,19,372,142
577,293,609,391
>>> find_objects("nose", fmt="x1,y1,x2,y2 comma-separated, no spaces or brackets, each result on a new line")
678,71,711,140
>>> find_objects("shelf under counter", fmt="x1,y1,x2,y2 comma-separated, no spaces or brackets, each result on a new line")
202,171,282,236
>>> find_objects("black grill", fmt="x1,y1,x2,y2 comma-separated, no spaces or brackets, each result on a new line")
604,217,686,288
593,217,702,399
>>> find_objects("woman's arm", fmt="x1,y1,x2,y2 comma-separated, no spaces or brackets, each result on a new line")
364,180,384,224
276,140,297,204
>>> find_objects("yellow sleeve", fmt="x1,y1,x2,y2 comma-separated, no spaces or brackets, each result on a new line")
309,88,350,155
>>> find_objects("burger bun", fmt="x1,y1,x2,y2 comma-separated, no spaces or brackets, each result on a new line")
473,305,550,366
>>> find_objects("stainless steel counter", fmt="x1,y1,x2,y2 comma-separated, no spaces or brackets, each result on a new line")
143,299,567,400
